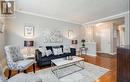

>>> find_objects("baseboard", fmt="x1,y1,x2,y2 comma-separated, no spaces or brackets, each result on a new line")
97,51,116,55
96,51,102,53
87,54,97,57
108,52,116,55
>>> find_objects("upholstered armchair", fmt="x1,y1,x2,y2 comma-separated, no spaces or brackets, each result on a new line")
0,64,6,82
0,64,42,82
4,45,35,79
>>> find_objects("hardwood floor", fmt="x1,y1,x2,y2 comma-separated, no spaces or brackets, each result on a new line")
4,53,117,82
81,54,117,82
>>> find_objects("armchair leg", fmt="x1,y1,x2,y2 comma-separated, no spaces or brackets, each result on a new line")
18,70,20,73
33,63,35,73
8,70,11,79
23,70,27,73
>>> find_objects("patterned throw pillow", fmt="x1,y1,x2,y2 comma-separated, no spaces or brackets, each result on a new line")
45,50,52,56
53,48,63,55
38,48,46,57
63,46,71,53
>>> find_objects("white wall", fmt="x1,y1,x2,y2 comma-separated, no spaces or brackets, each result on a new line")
80,24,97,56
94,22,114,54
82,12,130,54
83,11,130,45
118,25,125,46
5,12,81,49
0,1,6,69
82,21,127,54
124,12,130,45
0,18,6,68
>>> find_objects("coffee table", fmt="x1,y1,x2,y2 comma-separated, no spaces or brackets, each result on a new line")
51,56,84,78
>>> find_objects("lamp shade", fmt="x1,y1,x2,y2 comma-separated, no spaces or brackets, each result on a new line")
24,41,34,47
72,40,78,44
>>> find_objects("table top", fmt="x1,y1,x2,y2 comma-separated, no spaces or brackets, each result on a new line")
51,56,84,66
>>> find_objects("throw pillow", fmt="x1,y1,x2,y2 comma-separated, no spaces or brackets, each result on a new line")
63,47,71,53
38,48,46,57
53,48,63,55
45,50,52,56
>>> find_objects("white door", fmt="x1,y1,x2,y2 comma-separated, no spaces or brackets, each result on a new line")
101,27,111,53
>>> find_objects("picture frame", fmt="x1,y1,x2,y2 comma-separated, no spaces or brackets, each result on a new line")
1,1,14,15
24,26,34,38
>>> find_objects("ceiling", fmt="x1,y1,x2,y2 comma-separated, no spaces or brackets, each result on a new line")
16,0,129,24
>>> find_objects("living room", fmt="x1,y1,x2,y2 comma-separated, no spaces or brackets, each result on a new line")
0,0,129,82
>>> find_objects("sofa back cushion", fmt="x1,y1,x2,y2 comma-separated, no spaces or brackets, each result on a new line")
52,47,63,55
38,48,46,57
45,50,52,56
46,45,63,53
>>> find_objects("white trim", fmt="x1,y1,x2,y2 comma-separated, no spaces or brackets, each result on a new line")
87,54,97,57
83,11,130,25
14,10,129,26
96,51,102,53
109,52,116,55
16,10,81,25
97,51,116,55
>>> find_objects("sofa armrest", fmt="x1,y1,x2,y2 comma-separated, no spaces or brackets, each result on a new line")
35,49,42,61
70,48,76,56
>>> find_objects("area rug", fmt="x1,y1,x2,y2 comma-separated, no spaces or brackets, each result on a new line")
33,62,109,82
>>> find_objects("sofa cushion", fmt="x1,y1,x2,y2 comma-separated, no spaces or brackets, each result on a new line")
46,46,53,51
46,45,63,53
52,47,63,55
38,48,46,57
45,50,52,56
56,53,67,58
41,57,51,62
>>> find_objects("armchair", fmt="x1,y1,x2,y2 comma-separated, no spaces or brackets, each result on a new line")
4,45,35,79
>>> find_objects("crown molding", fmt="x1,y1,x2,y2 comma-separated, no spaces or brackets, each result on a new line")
16,10,81,25
83,11,130,25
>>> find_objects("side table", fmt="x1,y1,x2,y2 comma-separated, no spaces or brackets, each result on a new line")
80,47,88,55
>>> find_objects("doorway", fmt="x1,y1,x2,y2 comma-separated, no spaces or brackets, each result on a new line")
94,17,125,55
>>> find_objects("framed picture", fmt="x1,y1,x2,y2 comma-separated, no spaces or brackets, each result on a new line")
24,26,34,38
1,1,14,15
